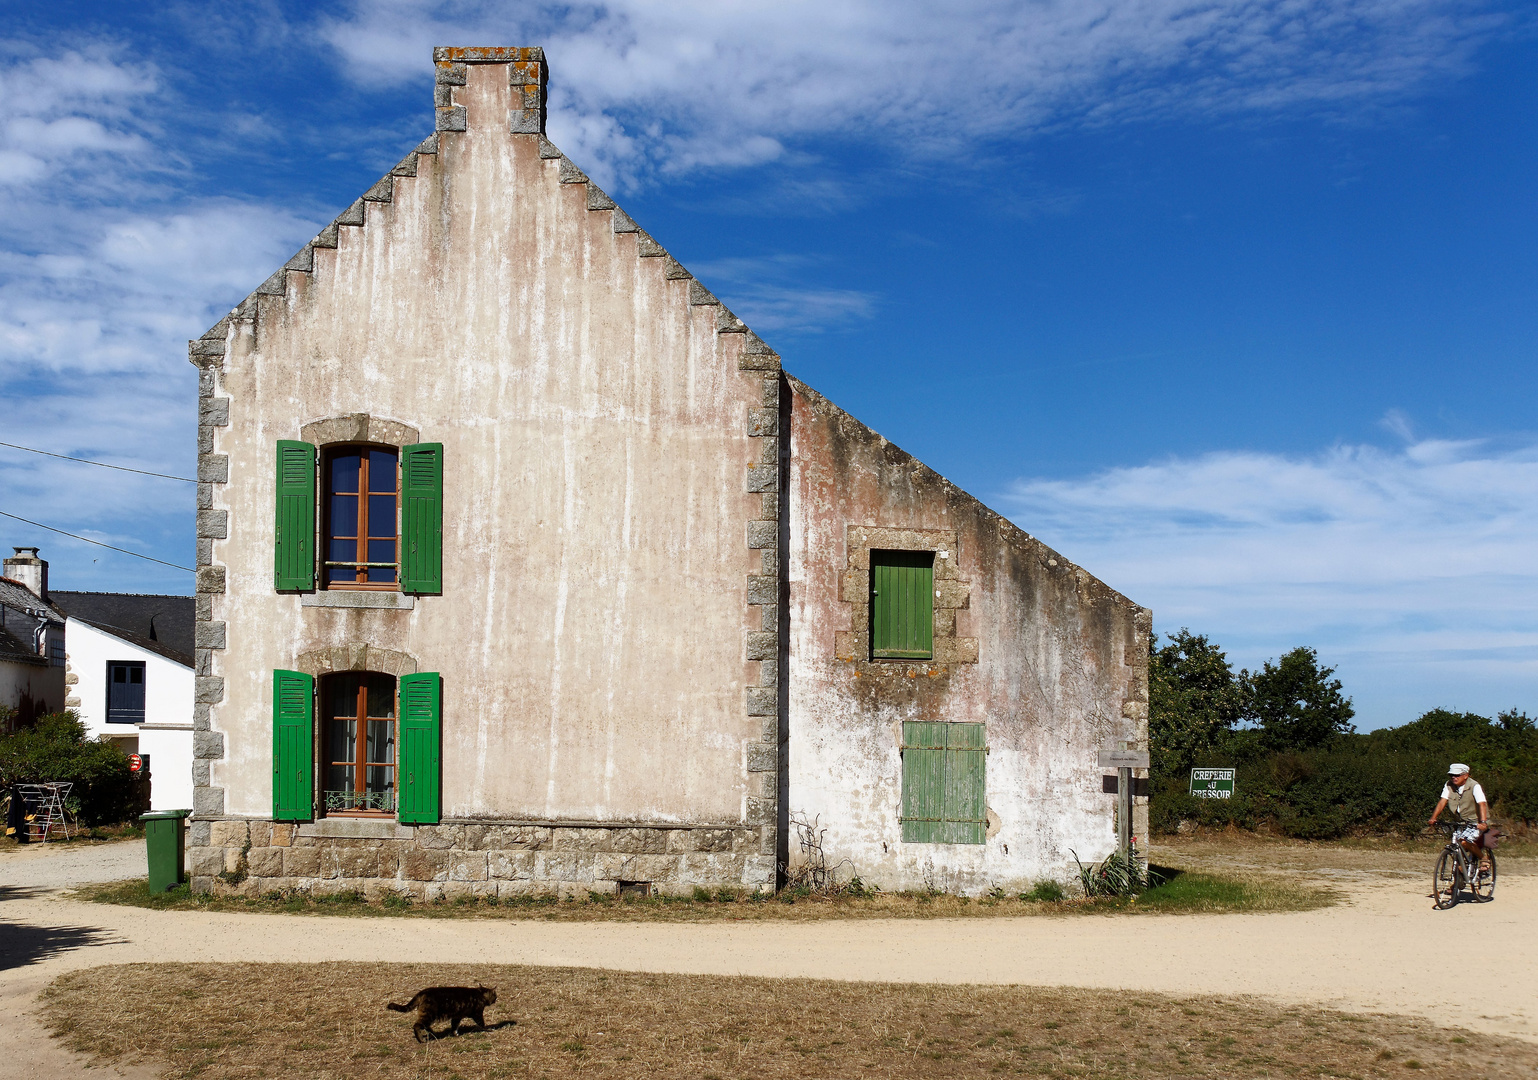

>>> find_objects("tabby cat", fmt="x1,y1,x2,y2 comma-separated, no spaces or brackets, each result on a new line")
386,984,498,1041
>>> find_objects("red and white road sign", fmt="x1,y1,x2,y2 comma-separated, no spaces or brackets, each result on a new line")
128,754,142,773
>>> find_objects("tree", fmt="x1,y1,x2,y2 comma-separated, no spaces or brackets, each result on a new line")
1244,647,1355,752
1149,630,1246,773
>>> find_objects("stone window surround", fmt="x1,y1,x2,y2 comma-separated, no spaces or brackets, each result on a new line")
834,525,979,673
296,414,423,604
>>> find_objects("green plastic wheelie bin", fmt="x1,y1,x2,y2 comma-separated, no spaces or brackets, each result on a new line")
140,809,190,893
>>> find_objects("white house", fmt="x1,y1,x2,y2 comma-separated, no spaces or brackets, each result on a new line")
51,589,196,812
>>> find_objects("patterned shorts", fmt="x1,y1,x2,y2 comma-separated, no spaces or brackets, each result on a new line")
1452,824,1481,845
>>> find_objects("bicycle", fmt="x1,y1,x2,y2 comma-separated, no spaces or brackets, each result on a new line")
1431,821,1497,909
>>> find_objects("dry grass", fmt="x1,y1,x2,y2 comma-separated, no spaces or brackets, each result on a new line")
43,962,1538,1080
73,865,1335,922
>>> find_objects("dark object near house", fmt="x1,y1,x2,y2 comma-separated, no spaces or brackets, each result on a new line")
386,985,497,1041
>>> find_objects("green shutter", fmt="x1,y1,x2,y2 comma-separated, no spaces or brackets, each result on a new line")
871,551,933,658
274,440,316,591
943,722,987,844
400,443,443,594
398,672,441,824
901,721,986,845
901,721,948,843
272,669,314,821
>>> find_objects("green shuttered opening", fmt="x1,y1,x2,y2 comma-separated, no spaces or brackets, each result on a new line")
398,672,441,824
871,550,933,659
272,669,314,821
901,721,986,844
400,443,443,594
274,441,317,591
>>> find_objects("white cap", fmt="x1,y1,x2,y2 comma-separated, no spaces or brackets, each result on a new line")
1448,763,1470,776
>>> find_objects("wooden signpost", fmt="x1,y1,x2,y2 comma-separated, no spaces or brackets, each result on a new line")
1098,744,1150,861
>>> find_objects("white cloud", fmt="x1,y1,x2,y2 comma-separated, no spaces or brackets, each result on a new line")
313,0,1505,188
1000,437,1538,725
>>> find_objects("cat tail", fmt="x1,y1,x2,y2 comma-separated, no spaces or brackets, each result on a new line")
386,992,421,1012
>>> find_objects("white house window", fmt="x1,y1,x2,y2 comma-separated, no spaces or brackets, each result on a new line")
107,661,146,724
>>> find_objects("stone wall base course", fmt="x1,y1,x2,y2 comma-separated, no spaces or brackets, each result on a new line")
191,822,769,896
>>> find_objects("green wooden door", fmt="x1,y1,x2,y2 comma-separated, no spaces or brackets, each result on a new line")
274,440,316,591
400,443,443,594
398,672,441,824
871,551,933,658
272,669,314,821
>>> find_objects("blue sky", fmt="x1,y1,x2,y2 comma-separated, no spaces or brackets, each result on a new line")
2,1,1535,728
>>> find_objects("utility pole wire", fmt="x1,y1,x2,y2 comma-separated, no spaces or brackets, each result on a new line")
0,441,197,483
0,510,195,572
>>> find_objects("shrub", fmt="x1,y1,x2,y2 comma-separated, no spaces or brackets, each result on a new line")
0,712,142,825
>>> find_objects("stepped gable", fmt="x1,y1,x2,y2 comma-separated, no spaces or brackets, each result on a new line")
187,46,775,376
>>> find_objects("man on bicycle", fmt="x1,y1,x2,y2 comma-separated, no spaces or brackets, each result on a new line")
1429,764,1491,872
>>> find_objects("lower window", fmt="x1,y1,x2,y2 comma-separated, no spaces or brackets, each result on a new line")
900,721,987,844
322,672,396,815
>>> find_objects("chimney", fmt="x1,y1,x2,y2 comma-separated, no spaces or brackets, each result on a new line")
432,47,547,136
4,546,48,600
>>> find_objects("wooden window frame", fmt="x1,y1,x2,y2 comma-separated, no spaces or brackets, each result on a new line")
321,443,400,591
319,671,397,818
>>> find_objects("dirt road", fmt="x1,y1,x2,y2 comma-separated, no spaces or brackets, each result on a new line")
3,840,1535,1077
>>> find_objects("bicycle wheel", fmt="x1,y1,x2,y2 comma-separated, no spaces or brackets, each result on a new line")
1472,850,1497,902
1433,849,1460,908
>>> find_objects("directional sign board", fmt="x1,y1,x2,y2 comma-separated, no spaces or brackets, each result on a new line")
1190,768,1235,799
1097,749,1149,769
128,754,142,773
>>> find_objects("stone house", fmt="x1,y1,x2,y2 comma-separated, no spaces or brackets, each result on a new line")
187,47,1149,898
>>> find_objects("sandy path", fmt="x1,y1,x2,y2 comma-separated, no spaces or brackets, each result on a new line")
3,845,1535,1077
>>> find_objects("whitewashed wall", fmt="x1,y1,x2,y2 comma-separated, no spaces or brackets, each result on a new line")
66,618,194,810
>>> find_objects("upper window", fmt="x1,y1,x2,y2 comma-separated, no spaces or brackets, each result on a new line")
107,661,146,724
324,446,398,590
870,550,934,659
273,439,444,595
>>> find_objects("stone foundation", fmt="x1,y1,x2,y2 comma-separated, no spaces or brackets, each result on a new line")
188,819,773,899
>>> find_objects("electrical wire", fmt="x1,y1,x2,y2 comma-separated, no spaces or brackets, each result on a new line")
0,510,195,572
0,440,196,483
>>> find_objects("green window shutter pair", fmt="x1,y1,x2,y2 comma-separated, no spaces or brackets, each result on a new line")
270,670,442,824
901,721,986,844
271,441,444,594
871,551,934,659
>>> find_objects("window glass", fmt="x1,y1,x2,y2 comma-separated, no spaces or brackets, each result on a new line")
106,662,146,723
321,672,397,815
322,446,398,589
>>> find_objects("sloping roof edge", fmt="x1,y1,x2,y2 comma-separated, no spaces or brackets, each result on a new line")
71,617,194,669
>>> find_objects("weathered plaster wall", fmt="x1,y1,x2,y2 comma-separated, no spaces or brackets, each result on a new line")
785,378,1150,894
190,55,777,888
0,659,61,729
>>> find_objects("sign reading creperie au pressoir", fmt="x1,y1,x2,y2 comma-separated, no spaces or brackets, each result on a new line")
1190,768,1235,799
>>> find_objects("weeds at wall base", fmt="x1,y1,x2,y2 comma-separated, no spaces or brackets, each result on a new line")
75,866,1330,920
